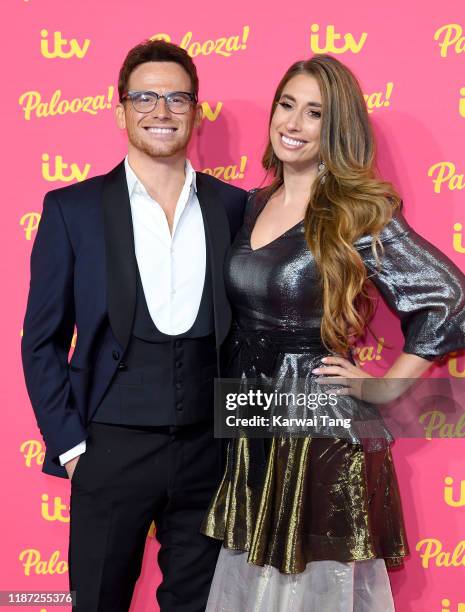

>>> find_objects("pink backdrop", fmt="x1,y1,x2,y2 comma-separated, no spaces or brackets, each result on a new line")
3,1,465,610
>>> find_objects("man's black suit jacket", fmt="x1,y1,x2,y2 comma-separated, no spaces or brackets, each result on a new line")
22,160,247,478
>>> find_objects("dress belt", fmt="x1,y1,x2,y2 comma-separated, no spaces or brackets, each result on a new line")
226,326,328,378
230,326,326,350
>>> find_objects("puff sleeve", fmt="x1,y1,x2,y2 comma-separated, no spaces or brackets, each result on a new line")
354,208,465,360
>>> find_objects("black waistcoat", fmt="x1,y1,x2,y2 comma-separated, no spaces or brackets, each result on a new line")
93,243,217,426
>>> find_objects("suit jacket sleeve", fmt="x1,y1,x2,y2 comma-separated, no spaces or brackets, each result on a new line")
21,191,87,462
355,209,465,361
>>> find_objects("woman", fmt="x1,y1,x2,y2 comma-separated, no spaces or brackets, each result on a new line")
201,55,465,611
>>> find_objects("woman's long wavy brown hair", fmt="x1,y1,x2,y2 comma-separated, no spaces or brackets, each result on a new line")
262,54,401,355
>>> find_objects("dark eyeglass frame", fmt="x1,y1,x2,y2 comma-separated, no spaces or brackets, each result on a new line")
120,90,198,114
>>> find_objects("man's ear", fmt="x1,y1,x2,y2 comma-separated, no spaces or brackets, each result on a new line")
194,103,203,128
115,103,127,130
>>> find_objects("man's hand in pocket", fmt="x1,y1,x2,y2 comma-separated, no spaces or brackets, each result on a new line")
65,455,80,480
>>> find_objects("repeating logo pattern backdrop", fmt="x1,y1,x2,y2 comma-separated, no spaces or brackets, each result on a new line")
2,1,465,610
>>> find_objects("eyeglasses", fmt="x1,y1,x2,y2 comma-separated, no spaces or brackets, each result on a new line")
120,90,197,114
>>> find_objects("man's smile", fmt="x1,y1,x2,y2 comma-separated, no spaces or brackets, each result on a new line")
143,126,178,133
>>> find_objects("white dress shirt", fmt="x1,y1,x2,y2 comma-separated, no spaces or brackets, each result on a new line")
59,157,206,466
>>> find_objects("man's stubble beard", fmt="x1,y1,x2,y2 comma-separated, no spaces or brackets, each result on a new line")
128,119,194,160
131,135,186,159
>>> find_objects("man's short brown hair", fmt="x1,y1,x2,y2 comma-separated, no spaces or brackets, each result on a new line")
118,39,199,101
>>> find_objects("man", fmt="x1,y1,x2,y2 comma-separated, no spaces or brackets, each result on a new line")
21,39,246,611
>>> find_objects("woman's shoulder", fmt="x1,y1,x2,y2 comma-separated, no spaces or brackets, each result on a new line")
244,187,267,220
246,187,263,204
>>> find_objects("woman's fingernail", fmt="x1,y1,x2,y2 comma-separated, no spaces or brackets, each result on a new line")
312,368,320,373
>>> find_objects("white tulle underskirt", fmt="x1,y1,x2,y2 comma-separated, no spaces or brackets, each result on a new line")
206,547,395,612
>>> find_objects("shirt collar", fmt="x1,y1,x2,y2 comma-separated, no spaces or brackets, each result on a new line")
124,156,197,198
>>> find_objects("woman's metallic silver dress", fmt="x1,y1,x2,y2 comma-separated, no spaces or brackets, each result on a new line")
201,190,465,611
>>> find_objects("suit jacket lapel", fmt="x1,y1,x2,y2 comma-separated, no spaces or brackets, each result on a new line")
102,161,137,351
196,173,232,347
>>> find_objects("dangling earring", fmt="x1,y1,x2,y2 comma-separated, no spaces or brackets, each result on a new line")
318,160,326,183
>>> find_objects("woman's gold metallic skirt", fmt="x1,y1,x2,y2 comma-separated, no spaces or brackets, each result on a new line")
201,436,409,574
